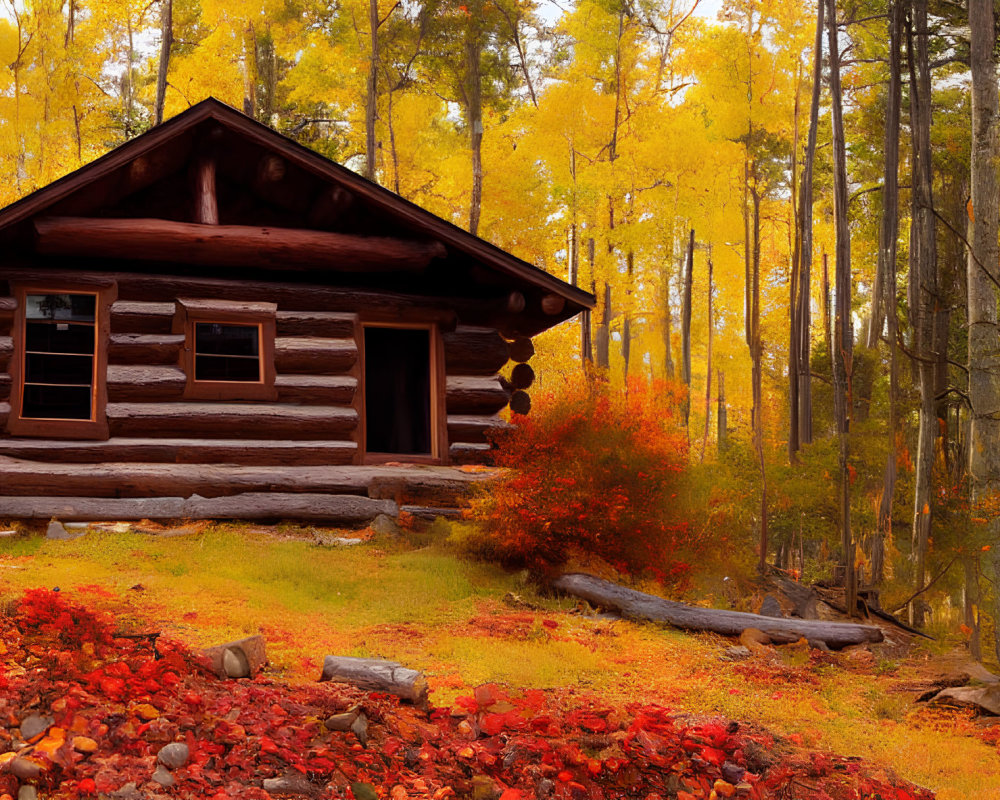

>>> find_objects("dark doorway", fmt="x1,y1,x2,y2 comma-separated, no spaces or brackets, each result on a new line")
364,327,432,456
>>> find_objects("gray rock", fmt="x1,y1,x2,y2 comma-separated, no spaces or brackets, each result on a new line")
156,742,190,769
721,761,746,784
151,765,175,788
19,713,53,741
263,773,315,795
535,778,555,799
759,595,784,618
721,646,752,661
18,786,38,800
223,647,250,679
203,636,267,680
10,757,43,780
324,706,362,732
330,537,363,546
111,783,143,800
350,712,369,747
929,684,1000,715
369,513,401,537
46,519,75,540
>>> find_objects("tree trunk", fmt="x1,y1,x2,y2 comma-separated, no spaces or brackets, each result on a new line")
466,2,484,236
155,0,172,126
907,0,937,628
750,186,767,573
717,369,727,452
789,59,802,462
701,253,713,463
682,229,694,430
365,0,379,182
583,238,595,367
968,0,1000,660
827,0,855,615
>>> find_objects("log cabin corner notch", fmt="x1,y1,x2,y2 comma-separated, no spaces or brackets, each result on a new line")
0,97,595,522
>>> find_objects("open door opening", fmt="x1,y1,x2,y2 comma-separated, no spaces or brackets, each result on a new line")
364,327,432,456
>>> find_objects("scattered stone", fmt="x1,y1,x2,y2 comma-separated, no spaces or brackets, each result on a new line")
714,779,736,798
349,782,377,800
111,782,143,800
928,684,1000,716
808,639,831,652
18,786,37,800
156,742,190,769
133,703,160,721
203,635,267,680
263,773,316,795
19,713,53,741
370,513,402,538
324,706,362,732
721,761,746,784
535,778,555,799
10,756,44,780
73,736,98,754
758,595,784,618
472,775,497,800
350,712,369,747
721,646,752,661
331,537,363,546
45,519,79,540
151,765,175,788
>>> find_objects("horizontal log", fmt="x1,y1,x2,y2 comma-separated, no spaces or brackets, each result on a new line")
0,438,357,466
109,334,183,365
320,656,428,706
275,374,356,405
445,376,510,415
0,493,396,523
107,403,358,440
443,327,509,376
110,301,176,334
34,217,447,273
448,442,493,465
447,414,511,445
107,365,185,402
275,311,358,338
367,471,493,506
552,573,885,649
274,337,357,374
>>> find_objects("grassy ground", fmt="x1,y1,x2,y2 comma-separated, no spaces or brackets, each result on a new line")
0,522,996,799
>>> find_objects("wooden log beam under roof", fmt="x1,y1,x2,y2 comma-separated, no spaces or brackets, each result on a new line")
34,216,447,273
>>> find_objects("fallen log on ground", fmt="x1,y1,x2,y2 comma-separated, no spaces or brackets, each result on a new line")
553,573,884,649
319,656,428,706
925,684,1000,715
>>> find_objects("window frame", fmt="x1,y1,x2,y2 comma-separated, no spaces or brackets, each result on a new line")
176,299,277,401
7,281,116,440
359,320,447,465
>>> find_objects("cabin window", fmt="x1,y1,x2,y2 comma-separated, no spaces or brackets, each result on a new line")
177,299,276,401
7,283,115,440
363,325,442,460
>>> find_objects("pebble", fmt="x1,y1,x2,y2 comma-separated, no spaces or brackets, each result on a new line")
10,757,43,780
370,513,401,537
721,645,752,661
223,648,250,679
17,787,37,800
73,736,98,754
156,742,190,769
264,774,315,795
19,713,53,741
151,765,175,788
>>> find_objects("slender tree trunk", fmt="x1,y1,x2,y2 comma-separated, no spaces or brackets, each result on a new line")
682,229,694,431
797,0,823,447
623,251,634,378
596,282,612,370
583,238,595,367
466,1,484,235
242,21,256,117
701,253,714,462
155,0,173,126
827,0,855,614
717,369,727,453
822,250,831,359
365,0,379,182
871,0,902,585
750,186,767,573
789,60,802,461
968,0,1000,660
907,0,937,627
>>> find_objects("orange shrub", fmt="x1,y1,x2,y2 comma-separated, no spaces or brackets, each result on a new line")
468,376,694,585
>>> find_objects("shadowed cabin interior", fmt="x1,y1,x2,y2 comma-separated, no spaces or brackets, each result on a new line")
0,98,594,523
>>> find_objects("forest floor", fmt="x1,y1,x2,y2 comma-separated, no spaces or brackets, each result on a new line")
0,522,997,799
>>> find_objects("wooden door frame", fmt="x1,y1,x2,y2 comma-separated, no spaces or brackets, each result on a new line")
358,321,447,465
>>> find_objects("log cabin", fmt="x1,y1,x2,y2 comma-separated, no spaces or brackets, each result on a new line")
0,98,593,523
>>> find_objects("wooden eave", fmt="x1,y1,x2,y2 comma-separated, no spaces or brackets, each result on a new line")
0,99,595,330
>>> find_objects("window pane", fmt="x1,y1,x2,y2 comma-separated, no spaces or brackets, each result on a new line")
195,323,259,357
195,354,261,382
25,294,96,321
22,384,92,420
25,321,95,355
25,353,94,385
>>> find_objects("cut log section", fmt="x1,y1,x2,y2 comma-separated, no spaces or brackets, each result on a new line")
319,656,428,706
510,362,534,391
541,293,566,315
509,390,531,415
34,216,447,273
0,493,397,523
507,336,534,363
553,573,884,649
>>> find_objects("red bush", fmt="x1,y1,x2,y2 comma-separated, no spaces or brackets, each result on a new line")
469,376,694,584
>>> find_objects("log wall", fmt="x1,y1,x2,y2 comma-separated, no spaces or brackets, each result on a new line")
0,269,513,501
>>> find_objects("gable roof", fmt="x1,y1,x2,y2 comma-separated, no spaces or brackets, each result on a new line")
0,98,594,330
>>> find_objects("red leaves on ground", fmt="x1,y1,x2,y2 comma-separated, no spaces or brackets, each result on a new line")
0,590,935,799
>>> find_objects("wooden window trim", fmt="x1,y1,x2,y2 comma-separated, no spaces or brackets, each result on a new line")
359,320,447,466
176,299,277,401
7,282,116,440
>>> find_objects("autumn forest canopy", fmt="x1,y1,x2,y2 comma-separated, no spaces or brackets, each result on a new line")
4,0,1000,664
